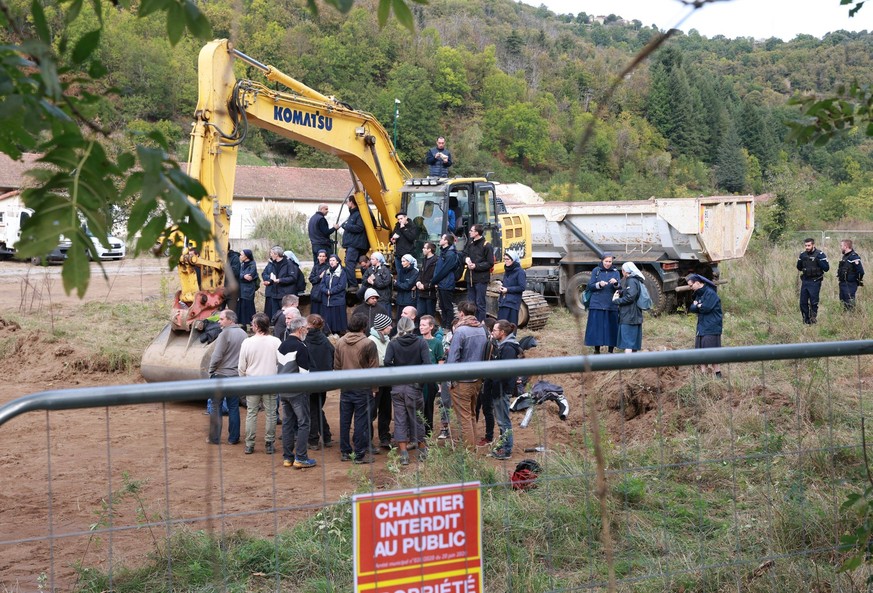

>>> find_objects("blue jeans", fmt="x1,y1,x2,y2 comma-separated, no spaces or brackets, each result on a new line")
339,390,372,458
281,394,311,461
470,281,487,321
492,390,514,454
208,376,240,444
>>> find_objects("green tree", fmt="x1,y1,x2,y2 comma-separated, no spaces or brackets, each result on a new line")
715,119,747,193
486,102,550,168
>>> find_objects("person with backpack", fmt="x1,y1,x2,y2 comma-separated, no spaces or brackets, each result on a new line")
613,262,646,353
236,248,258,332
497,251,526,325
490,319,522,461
584,253,621,354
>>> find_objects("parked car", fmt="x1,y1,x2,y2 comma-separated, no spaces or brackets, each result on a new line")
84,225,126,260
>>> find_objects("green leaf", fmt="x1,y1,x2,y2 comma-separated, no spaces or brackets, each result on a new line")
72,30,101,64
391,0,415,30
31,0,51,44
65,0,84,24
139,0,168,18
61,242,91,298
167,2,185,46
841,555,863,571
377,0,390,27
135,214,169,254
183,1,213,40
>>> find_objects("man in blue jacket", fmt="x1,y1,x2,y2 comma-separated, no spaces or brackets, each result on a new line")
687,274,723,379
429,233,460,329
425,137,453,178
796,238,829,324
308,203,337,257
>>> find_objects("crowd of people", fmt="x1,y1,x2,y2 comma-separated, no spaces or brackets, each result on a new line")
207,297,528,467
582,238,865,376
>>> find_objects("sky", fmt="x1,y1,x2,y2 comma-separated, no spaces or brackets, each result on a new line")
528,0,867,40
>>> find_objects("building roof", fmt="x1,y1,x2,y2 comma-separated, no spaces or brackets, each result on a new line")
0,153,352,201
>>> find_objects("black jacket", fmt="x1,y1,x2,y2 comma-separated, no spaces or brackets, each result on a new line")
341,208,369,251
417,254,437,298
465,236,494,284
392,221,420,259
384,333,431,367
351,302,390,334
308,211,335,252
304,328,335,373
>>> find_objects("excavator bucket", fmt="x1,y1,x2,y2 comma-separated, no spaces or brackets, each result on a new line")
140,322,217,383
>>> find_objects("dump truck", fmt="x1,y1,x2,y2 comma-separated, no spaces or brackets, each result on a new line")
506,195,755,315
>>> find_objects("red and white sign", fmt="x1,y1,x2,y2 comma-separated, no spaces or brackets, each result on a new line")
353,481,482,593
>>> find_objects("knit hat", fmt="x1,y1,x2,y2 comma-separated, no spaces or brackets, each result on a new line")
364,288,380,301
373,313,392,331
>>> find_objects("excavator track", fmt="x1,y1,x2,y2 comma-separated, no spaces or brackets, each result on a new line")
520,290,550,331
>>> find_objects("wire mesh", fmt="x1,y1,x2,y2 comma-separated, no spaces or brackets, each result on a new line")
1,345,871,592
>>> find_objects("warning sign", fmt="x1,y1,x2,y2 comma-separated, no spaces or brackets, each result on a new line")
353,481,482,593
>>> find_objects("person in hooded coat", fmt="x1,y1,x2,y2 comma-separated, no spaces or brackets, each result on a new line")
394,253,419,320
304,313,335,449
614,262,645,353
687,273,724,378
497,251,526,325
384,316,432,465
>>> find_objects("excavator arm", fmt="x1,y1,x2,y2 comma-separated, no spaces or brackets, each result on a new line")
141,39,410,382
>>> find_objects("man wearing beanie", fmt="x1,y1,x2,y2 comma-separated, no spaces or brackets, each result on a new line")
369,313,394,450
352,287,391,334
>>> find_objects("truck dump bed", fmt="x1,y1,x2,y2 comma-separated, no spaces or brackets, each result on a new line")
509,196,754,264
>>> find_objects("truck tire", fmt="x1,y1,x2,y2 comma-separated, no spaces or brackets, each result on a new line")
565,271,592,317
641,269,667,316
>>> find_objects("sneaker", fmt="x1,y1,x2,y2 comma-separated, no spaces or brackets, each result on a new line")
437,428,449,440
369,445,381,455
418,447,428,462
399,451,410,466
354,453,376,464
477,438,493,447
293,457,317,469
380,439,392,450
265,442,275,455
244,446,254,455
323,440,334,448
283,459,293,467
309,442,322,451
340,452,352,462
490,448,511,460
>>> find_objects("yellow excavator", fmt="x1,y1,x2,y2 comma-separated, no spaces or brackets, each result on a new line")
140,39,549,382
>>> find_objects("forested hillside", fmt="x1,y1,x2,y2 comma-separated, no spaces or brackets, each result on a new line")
14,0,873,238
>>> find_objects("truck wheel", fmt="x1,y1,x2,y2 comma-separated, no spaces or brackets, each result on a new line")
641,269,667,316
565,272,592,317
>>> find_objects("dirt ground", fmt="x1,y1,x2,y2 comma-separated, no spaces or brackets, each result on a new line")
0,258,689,591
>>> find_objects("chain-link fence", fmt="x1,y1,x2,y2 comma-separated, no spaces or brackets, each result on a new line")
1,342,871,592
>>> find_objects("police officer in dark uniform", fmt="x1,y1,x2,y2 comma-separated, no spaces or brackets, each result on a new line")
837,238,864,310
796,238,829,324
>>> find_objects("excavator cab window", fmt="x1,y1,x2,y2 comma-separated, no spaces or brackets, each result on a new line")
475,184,502,260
